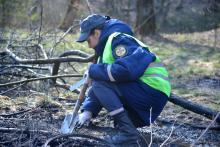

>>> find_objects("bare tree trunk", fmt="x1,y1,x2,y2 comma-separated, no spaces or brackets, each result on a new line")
136,0,156,35
59,0,80,30
0,0,7,28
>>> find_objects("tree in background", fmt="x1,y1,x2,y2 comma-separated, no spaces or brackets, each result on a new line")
0,0,6,28
136,0,156,35
0,0,32,29
0,0,15,28
59,0,80,30
28,0,43,30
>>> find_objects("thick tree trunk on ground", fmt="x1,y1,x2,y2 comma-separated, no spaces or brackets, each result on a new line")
169,93,220,124
136,0,156,35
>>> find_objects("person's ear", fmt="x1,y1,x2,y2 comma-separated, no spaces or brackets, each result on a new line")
94,29,101,38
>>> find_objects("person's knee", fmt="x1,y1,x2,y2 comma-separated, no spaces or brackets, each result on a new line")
90,81,124,113
82,90,102,117
92,81,111,88
92,80,122,93
92,81,117,94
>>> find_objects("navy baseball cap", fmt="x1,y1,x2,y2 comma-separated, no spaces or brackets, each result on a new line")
76,14,108,42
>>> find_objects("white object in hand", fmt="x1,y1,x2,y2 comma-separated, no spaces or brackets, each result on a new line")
75,111,92,128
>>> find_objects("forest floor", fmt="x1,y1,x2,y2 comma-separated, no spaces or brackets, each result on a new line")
0,28,220,146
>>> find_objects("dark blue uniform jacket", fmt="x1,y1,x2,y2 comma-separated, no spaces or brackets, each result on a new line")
83,19,168,126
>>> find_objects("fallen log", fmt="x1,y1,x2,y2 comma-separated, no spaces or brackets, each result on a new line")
1,49,94,64
169,93,220,124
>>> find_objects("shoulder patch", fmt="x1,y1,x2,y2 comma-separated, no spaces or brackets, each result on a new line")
114,45,127,58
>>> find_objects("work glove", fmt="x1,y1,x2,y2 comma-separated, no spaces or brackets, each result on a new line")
74,110,92,129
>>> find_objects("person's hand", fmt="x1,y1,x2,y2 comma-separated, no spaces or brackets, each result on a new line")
74,111,92,129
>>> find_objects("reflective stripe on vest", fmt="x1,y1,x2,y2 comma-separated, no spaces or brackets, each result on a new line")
101,32,171,97
148,62,164,68
143,73,169,81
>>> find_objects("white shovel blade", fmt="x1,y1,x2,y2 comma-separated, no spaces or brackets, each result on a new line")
69,78,85,91
60,113,79,134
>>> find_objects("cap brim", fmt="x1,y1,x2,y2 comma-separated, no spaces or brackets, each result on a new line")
76,31,90,42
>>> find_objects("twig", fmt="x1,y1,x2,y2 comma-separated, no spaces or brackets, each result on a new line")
0,65,49,70
148,107,153,147
0,74,83,87
53,97,77,103
157,118,220,131
0,108,32,117
137,131,149,146
0,137,20,144
49,24,79,57
134,1,171,34
0,127,53,135
159,111,185,146
134,11,157,34
38,44,48,59
0,83,25,95
160,122,175,147
43,133,110,147
0,72,37,79
38,0,43,44
213,27,217,51
0,118,26,121
86,0,93,14
190,112,220,147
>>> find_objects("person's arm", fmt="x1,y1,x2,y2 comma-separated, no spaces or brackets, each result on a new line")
89,34,156,82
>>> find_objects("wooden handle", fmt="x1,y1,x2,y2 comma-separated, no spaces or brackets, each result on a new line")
72,60,96,115
72,82,89,115
78,82,89,102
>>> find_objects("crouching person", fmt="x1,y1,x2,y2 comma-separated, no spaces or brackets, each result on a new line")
74,14,171,146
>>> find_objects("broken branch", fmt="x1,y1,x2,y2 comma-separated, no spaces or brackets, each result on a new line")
0,74,83,87
1,49,94,65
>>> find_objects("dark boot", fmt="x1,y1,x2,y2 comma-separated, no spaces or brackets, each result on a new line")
105,111,139,146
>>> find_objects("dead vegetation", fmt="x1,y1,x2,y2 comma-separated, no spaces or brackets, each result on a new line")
0,26,220,146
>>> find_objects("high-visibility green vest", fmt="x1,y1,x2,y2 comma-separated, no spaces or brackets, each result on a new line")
99,32,171,97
